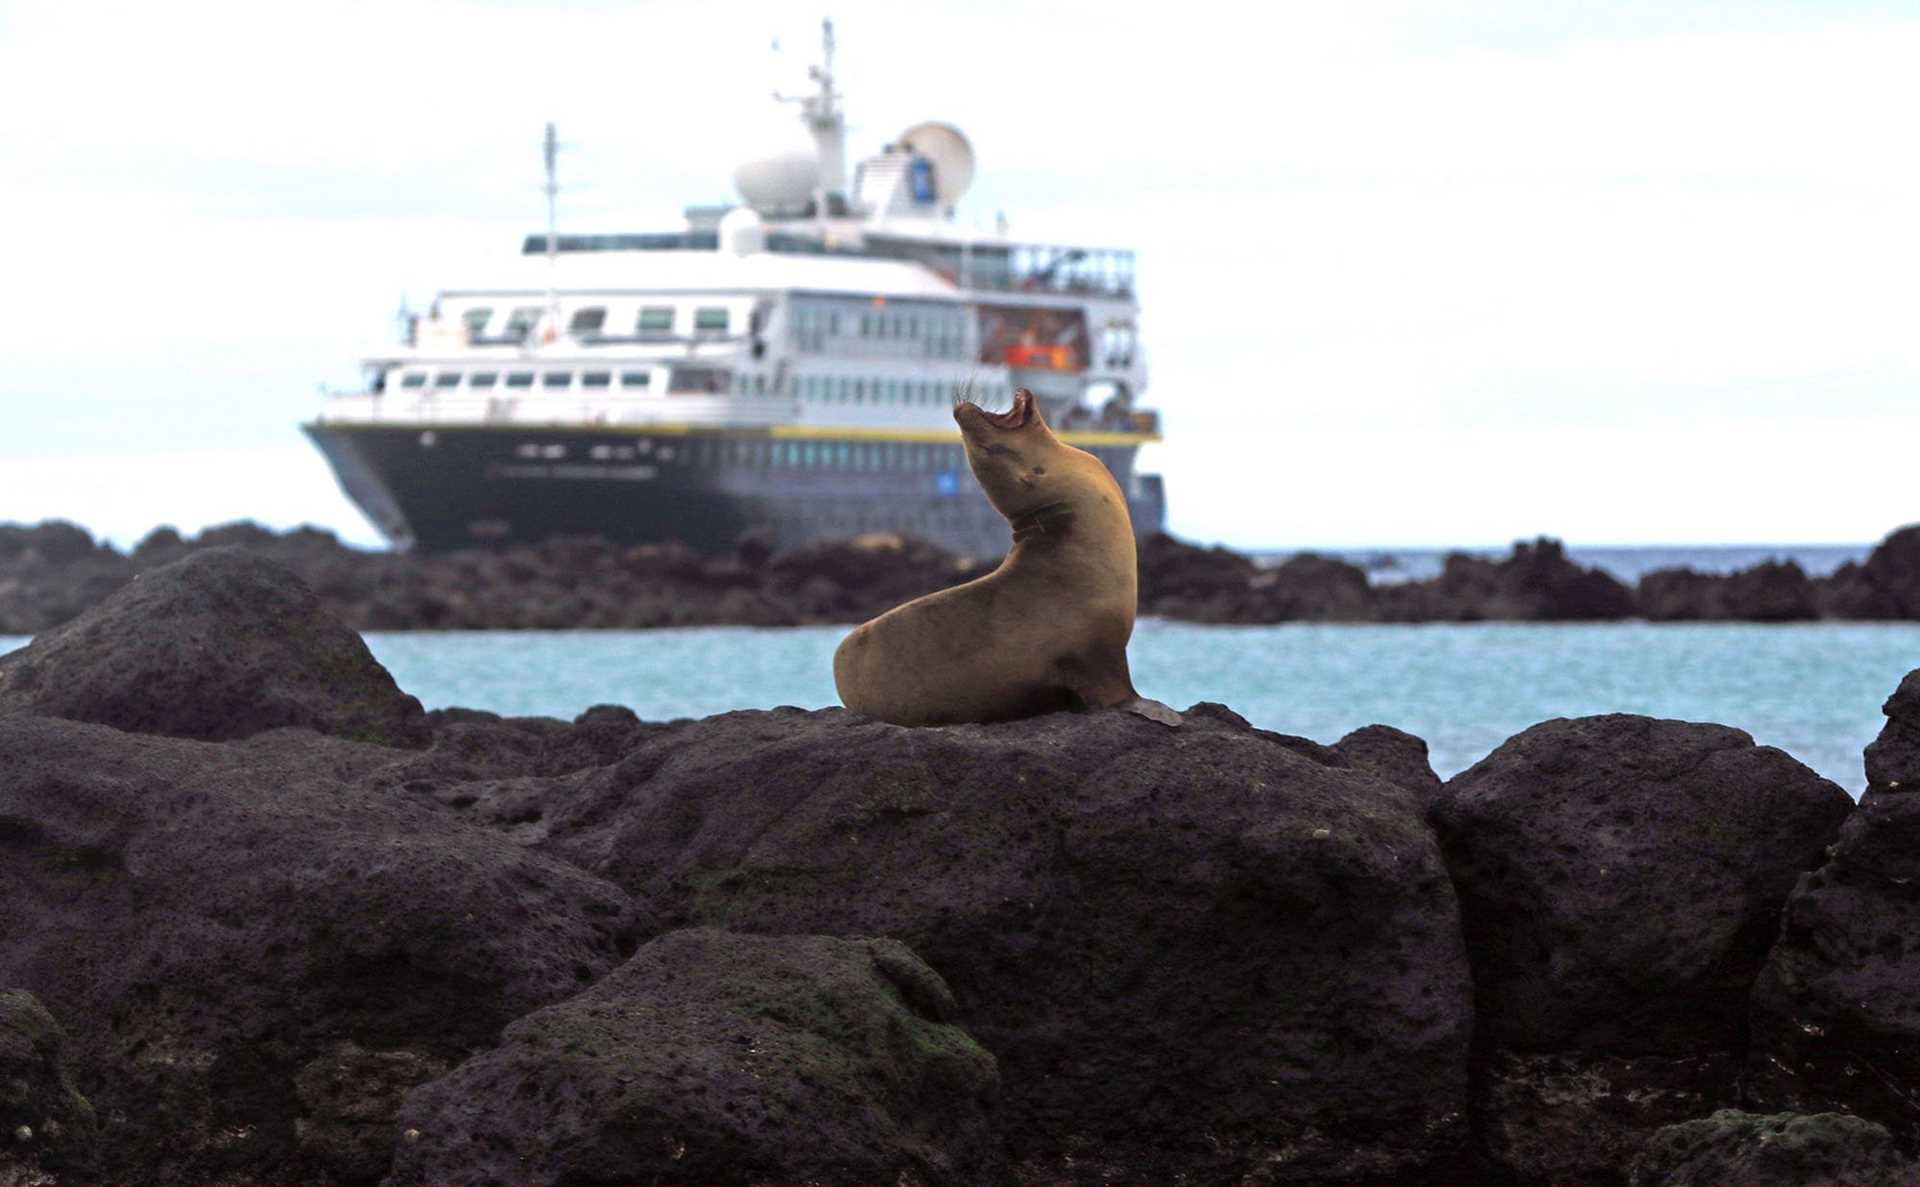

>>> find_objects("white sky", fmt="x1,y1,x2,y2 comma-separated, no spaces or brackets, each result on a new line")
1,0,1915,550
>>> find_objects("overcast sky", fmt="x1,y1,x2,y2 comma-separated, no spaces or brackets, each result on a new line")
1,0,1914,550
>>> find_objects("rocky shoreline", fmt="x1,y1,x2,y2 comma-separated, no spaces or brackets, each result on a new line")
4,547,1920,1185
3,519,1919,634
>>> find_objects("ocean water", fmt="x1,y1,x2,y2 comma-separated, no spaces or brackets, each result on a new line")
11,622,1906,795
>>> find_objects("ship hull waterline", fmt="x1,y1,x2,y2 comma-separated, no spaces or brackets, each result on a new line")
304,422,1165,559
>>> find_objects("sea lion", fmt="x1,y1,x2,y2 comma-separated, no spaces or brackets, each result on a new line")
833,387,1180,727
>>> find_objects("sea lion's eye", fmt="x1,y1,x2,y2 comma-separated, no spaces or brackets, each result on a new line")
1031,466,1046,476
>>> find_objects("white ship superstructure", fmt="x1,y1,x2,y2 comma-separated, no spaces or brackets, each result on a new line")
307,20,1162,556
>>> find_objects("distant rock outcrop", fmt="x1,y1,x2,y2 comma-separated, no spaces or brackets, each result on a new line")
5,519,1920,630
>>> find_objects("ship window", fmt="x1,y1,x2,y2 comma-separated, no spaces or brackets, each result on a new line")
669,367,729,394
471,371,499,388
434,372,461,388
638,306,674,332
462,308,493,336
570,307,607,334
859,314,872,337
505,372,534,388
581,371,611,388
694,307,729,332
506,306,541,338
543,372,572,388
829,311,842,335
400,372,427,388
620,370,652,388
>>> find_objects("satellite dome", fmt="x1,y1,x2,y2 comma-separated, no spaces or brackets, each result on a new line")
733,149,819,215
896,122,975,207
718,207,767,255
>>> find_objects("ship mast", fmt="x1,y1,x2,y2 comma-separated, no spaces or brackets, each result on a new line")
543,122,560,337
776,18,846,216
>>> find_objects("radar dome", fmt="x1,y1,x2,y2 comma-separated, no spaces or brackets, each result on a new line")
733,150,819,215
896,122,975,207
718,207,767,255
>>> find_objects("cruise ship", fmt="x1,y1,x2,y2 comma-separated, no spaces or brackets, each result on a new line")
305,21,1162,559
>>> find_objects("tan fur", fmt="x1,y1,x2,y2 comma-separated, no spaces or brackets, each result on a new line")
833,390,1144,726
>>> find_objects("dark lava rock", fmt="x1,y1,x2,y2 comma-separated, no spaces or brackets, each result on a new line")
1432,715,1850,1051
1332,724,1444,803
1864,669,1920,793
1638,561,1819,622
1861,524,1920,617
1747,785,1920,1144
1629,1110,1914,1187
508,705,1473,1184
0,547,428,747
1430,715,1852,1183
294,1042,448,1183
1382,538,1636,622
761,533,982,621
0,989,98,1177
1135,531,1261,620
1477,1049,1743,1186
388,929,998,1187
1253,552,1378,621
0,714,639,1184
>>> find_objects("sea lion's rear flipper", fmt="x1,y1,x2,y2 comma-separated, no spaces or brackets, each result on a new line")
1125,697,1183,728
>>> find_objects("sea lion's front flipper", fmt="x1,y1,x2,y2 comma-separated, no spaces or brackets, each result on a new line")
1125,697,1183,728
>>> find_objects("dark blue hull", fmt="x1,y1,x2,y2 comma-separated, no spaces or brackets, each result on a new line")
304,422,1164,558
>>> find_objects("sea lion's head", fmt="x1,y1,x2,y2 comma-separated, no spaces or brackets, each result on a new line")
954,387,1114,526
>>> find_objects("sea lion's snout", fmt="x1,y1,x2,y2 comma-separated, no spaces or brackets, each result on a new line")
953,387,1035,433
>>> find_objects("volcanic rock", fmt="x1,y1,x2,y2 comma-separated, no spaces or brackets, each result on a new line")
1429,714,1853,1183
0,547,429,747
1381,538,1636,622
1864,669,1920,793
1628,1110,1914,1187
1253,552,1378,621
500,704,1474,1184
1747,771,1920,1142
0,989,97,1178
387,929,999,1187
1135,531,1261,620
0,714,640,1184
293,1042,449,1183
1638,560,1819,622
1332,723,1444,803
1861,525,1920,617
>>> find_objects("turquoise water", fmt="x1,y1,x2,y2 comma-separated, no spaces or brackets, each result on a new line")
6,622,1914,793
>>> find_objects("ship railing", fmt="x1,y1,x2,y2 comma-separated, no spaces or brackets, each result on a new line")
316,393,800,428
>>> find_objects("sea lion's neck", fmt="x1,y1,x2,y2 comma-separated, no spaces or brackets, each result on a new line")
1009,501,1076,546
1001,496,1137,601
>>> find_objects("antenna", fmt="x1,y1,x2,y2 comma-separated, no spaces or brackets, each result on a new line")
774,18,846,213
543,122,560,337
